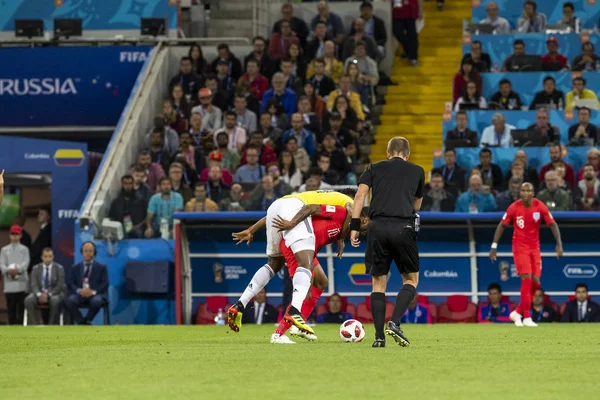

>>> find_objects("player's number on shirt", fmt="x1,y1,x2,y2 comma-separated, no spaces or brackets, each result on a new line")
516,216,524,229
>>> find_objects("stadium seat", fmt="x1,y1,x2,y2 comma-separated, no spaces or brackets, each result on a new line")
384,302,394,321
437,295,477,323
427,303,438,324
346,304,356,319
195,304,211,325
355,303,373,323
316,304,327,316
418,294,429,304
559,302,567,316
206,296,228,314
544,295,561,320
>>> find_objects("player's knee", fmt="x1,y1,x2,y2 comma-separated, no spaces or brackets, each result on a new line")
520,273,532,280
314,276,328,290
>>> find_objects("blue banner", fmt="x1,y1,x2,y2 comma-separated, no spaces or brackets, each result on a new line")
1,137,87,268
0,0,177,32
472,0,600,30
463,34,600,66
480,72,600,107
0,46,152,126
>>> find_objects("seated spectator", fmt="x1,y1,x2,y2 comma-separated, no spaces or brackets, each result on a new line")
555,163,572,192
326,75,366,121
233,94,257,134
172,153,199,189
541,37,569,70
461,40,491,73
278,150,303,191
185,182,218,212
454,82,488,111
214,59,236,101
440,148,467,192
455,174,497,212
445,111,478,148
309,57,336,99
572,42,600,72
560,283,600,322
478,283,511,323
503,160,527,189
250,175,280,211
511,150,540,189
317,153,341,185
569,106,598,146
24,248,65,325
502,40,527,72
490,79,522,110
259,112,283,151
479,1,510,34
285,136,310,174
321,133,352,183
537,170,571,211
298,167,333,192
272,2,310,50
171,83,191,121
146,128,172,174
480,113,515,149
239,59,269,101
421,171,456,212
574,163,600,211
205,166,231,204
526,107,560,144
346,62,371,108
188,112,212,157
203,75,229,111
317,293,352,324
133,150,165,193
342,18,378,62
109,175,148,238
453,57,482,105
131,165,153,203
539,144,575,188
356,1,387,59
65,242,108,325
234,147,266,184
245,36,275,80
311,0,345,46
265,163,293,197
298,96,322,139
260,73,298,117
145,117,179,155
307,40,344,85
191,87,223,133
344,42,379,106
172,132,205,174
578,148,600,180
266,100,290,132
559,2,578,32
240,131,277,166
282,113,316,159
477,148,504,193
531,288,557,323
268,19,299,60
168,162,194,203
168,56,202,98
219,183,249,212
209,135,239,179
497,176,524,211
280,57,303,96
288,44,307,82
530,76,565,110
210,43,242,81
401,294,431,324
214,111,247,153
241,288,278,325
325,96,359,135
303,81,327,120
162,99,187,135
517,0,547,33
188,43,210,77
566,76,599,111
306,21,331,62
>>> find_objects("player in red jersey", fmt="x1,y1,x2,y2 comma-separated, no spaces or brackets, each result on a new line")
489,182,563,327
269,204,369,344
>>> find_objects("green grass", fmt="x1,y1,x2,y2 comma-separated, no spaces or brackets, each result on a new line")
1,324,599,400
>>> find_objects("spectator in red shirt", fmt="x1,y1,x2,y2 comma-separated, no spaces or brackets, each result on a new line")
162,99,187,134
200,151,234,186
539,144,576,189
239,59,269,101
268,20,299,60
453,57,482,105
240,131,278,166
541,37,569,70
392,0,423,66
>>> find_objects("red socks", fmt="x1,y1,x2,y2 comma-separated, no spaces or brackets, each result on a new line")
275,287,324,336
520,278,532,318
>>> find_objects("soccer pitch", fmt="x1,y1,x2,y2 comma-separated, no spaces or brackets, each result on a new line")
1,324,598,400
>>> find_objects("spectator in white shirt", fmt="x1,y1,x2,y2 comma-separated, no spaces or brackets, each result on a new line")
454,82,488,111
480,113,515,148
234,94,257,134
191,88,223,133
214,111,247,153
479,1,511,34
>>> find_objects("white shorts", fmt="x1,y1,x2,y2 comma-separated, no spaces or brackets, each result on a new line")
266,197,316,257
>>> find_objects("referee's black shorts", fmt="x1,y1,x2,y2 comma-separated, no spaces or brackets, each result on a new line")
365,217,419,277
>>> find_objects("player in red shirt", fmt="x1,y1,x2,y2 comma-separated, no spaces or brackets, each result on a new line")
489,182,563,327
269,204,369,344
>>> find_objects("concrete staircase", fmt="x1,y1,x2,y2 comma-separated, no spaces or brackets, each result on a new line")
207,0,255,39
372,0,471,172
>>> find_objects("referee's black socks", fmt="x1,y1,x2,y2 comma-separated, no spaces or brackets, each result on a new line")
370,292,386,339
391,284,417,325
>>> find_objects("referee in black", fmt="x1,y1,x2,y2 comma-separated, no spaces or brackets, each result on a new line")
350,137,424,348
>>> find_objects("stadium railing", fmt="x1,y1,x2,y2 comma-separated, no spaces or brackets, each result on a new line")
173,211,600,325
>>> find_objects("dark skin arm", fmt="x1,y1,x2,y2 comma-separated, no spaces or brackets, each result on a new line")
232,217,266,245
489,222,506,262
490,221,563,262
272,204,329,231
335,204,354,258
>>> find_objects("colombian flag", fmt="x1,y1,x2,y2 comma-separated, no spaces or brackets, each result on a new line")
53,149,84,167
348,263,371,285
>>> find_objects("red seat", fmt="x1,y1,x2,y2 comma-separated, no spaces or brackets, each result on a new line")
195,304,214,325
355,303,373,323
206,296,228,314
501,295,510,304
549,301,560,320
417,294,429,305
437,295,477,323
384,302,394,321
510,302,518,312
560,301,568,316
346,304,356,319
316,304,327,316
427,303,438,323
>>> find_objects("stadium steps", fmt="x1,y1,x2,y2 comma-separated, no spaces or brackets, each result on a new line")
372,0,472,172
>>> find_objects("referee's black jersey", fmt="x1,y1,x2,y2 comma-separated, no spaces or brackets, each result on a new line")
359,158,425,219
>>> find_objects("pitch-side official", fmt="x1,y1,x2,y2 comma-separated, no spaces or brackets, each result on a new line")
350,137,424,348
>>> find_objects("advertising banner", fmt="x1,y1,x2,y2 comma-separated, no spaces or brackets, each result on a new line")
0,46,152,126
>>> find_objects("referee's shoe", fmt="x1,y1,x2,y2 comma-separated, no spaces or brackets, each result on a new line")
385,321,410,347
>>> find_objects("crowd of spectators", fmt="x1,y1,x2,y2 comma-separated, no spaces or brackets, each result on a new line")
108,1,391,238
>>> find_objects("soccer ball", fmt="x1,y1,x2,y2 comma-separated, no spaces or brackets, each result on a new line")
339,319,365,343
